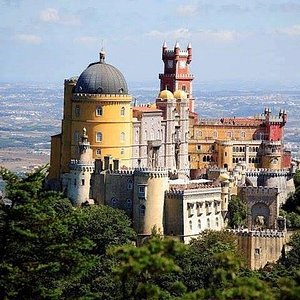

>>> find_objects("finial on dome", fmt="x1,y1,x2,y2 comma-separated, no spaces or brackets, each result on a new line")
99,48,106,63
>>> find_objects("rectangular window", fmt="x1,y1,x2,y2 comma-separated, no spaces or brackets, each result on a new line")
96,132,102,142
96,106,103,116
96,148,101,155
196,145,201,151
81,179,85,186
75,105,80,117
138,185,146,197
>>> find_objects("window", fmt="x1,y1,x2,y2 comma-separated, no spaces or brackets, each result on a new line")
135,129,139,142
227,131,232,138
216,217,219,227
96,132,102,142
121,106,125,116
81,179,85,186
182,85,186,91
140,205,145,216
120,132,125,142
213,131,218,138
197,131,202,138
120,148,124,155
111,198,118,207
138,185,146,197
96,148,101,155
197,145,201,151
189,220,193,230
75,105,80,117
126,199,132,208
74,131,80,143
127,179,133,190
96,106,103,116
255,248,260,255
207,218,210,229
198,219,201,230
241,131,245,138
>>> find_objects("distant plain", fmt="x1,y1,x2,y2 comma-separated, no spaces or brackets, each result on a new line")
0,82,299,173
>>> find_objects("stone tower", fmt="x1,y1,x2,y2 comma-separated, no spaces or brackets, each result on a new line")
132,169,169,236
67,128,94,206
159,41,195,112
49,49,133,182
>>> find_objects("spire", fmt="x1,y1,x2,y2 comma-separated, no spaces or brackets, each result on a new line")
187,42,192,49
163,40,167,48
174,41,180,48
99,48,106,63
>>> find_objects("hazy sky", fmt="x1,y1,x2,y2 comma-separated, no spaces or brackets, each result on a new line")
1,0,300,86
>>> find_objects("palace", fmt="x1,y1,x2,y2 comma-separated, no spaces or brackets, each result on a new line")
48,42,295,267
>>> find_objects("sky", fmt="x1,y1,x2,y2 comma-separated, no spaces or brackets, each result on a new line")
1,0,300,87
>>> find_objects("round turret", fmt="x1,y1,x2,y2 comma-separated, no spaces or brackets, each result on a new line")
173,90,187,99
74,51,128,95
158,89,174,100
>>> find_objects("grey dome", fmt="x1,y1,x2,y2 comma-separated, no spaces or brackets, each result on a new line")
74,54,128,95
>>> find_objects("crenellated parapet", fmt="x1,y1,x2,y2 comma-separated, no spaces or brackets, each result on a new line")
72,93,132,102
246,169,290,177
229,228,285,238
134,167,169,178
64,77,78,84
241,186,278,196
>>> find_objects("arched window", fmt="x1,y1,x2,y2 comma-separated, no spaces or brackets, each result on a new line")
207,218,210,229
120,132,125,142
96,106,103,116
140,205,145,216
121,106,125,116
127,179,133,190
74,131,80,143
96,132,102,142
75,105,80,117
126,199,132,208
111,197,118,207
203,156,207,162
189,220,193,230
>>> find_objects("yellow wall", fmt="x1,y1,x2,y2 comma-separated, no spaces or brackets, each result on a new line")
68,94,133,169
60,80,75,173
48,134,61,180
189,123,261,170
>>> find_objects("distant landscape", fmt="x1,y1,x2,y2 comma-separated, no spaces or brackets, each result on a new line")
0,82,300,173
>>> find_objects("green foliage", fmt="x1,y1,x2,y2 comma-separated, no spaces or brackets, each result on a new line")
159,230,242,293
0,166,136,299
293,170,300,188
110,237,186,299
228,195,247,228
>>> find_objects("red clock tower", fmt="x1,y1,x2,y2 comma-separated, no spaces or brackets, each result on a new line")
159,41,195,111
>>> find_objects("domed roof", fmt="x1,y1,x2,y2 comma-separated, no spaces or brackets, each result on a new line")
219,173,230,182
173,90,187,99
158,89,174,99
74,51,128,95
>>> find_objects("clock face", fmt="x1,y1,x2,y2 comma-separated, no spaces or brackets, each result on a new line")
179,60,186,69
167,60,173,68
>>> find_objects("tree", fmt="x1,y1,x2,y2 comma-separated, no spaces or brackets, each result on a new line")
228,195,247,228
110,237,187,300
0,166,136,299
